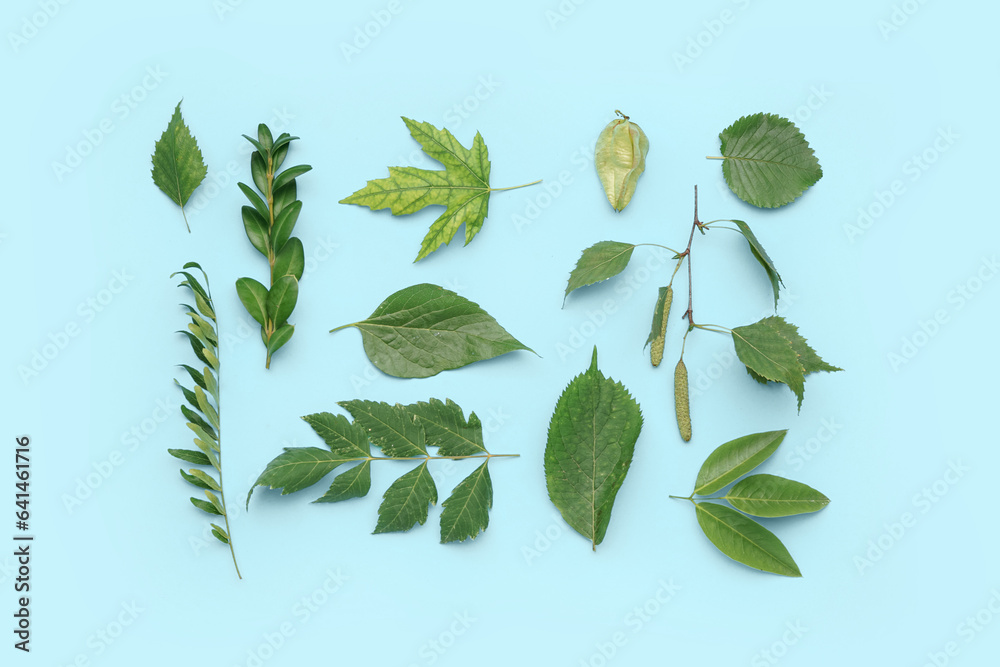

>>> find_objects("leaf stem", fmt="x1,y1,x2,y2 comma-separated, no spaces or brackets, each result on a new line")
490,179,542,193
668,494,695,503
181,207,191,233
364,453,519,462
636,242,684,256
705,156,726,160
693,323,733,335
329,323,358,334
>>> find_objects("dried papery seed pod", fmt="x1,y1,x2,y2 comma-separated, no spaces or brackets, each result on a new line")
595,110,649,212
675,358,692,442
647,286,673,367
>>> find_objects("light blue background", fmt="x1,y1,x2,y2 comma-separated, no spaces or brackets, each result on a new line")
4,0,998,665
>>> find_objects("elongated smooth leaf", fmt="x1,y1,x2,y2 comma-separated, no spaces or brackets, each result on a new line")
274,165,312,193
314,461,373,503
565,241,636,299
730,220,783,308
236,278,269,327
271,200,302,253
440,462,492,543
725,474,830,517
331,283,532,378
266,325,294,359
694,430,787,496
545,347,643,549
266,275,298,327
151,101,207,230
403,398,486,456
374,462,438,533
177,364,206,390
339,400,426,457
181,405,216,441
191,497,223,516
238,182,269,221
731,321,806,408
169,448,211,466
341,118,528,262
273,237,305,281
210,523,230,544
247,447,357,506
180,469,214,490
717,113,822,208
241,206,270,257
301,412,371,457
695,502,801,576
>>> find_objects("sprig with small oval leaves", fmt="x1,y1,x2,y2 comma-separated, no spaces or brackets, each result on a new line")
235,124,312,369
168,262,242,579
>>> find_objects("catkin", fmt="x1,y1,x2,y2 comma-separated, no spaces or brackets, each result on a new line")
674,359,692,442
650,286,673,367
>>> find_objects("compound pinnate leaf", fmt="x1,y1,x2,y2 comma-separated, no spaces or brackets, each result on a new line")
314,462,372,504
374,462,438,533
440,462,492,543
545,347,643,549
694,430,787,496
339,400,427,457
403,398,486,456
340,117,537,261
331,283,533,379
724,474,830,517
694,502,801,577
565,241,636,300
716,113,822,208
151,101,207,231
729,220,783,308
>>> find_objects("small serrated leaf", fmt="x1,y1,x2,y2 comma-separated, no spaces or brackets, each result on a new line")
247,447,356,506
151,101,207,231
402,398,486,456
301,412,371,457
565,241,637,300
440,462,493,543
374,462,438,534
339,400,427,457
314,461,372,504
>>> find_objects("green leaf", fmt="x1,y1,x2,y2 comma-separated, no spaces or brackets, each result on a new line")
544,347,643,549
236,277,269,327
273,237,305,281
266,275,298,327
151,101,207,231
251,151,268,194
403,398,486,456
694,502,801,577
257,123,274,150
314,461,372,504
693,430,787,496
301,412,371,457
183,468,220,491
274,180,297,218
273,165,312,192
271,200,302,253
191,497,223,516
565,241,636,300
331,283,532,379
181,405,216,441
731,321,806,409
338,400,427,457
724,474,830,517
595,114,649,212
204,490,226,515
374,461,438,533
238,182,270,222
242,206,270,257
186,423,218,452
266,325,294,360
729,220,783,309
211,523,230,544
194,386,219,431
717,113,822,208
204,365,219,404
440,462,493,543
168,448,211,466
756,316,843,375
247,447,357,506
340,118,504,262
177,364,206,390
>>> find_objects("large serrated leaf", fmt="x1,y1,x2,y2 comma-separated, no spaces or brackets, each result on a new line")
695,501,801,577
717,113,822,208
731,321,806,408
757,316,842,375
403,398,486,456
151,101,207,231
301,412,371,457
565,241,637,300
694,430,787,496
374,462,438,533
338,400,426,457
331,283,533,378
545,347,643,549
440,462,492,543
724,474,830,517
314,461,372,504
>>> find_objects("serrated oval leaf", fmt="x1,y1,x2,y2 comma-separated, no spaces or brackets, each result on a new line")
236,277,269,327
440,462,493,543
694,430,787,496
339,400,426,457
331,283,532,379
314,461,372,504
725,474,830,517
545,347,643,549
301,412,371,457
273,236,305,281
247,447,357,507
266,275,298,327
374,462,438,534
151,101,207,228
731,320,806,409
695,502,801,576
565,241,637,299
718,113,822,208
402,398,486,456
241,206,270,257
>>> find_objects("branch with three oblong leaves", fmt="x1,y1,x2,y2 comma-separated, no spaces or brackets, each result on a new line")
236,123,312,369
168,262,242,579
247,399,517,543
563,187,840,441
670,430,829,577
